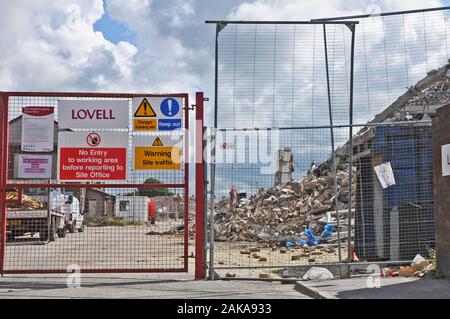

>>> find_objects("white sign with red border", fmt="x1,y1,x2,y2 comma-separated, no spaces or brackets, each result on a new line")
58,100,129,129
58,131,128,181
21,106,54,152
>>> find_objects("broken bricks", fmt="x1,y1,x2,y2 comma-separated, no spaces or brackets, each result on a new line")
213,164,356,244
259,272,270,279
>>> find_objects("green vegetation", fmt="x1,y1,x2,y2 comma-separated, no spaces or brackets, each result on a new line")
124,178,173,198
84,215,145,227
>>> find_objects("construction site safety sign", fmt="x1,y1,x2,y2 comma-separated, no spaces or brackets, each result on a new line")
133,135,182,170
21,106,54,152
58,131,128,181
58,100,129,129
132,97,182,131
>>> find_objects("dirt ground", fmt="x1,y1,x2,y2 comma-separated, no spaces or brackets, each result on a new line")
212,242,346,278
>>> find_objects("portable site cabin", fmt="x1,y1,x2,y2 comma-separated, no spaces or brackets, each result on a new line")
115,196,151,222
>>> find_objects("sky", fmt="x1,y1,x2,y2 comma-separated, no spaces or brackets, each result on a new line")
0,0,448,109
1,0,450,196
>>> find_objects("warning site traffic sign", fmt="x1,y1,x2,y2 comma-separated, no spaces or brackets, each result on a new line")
133,135,182,170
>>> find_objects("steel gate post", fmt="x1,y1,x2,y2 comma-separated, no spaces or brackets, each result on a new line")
347,24,356,276
323,24,343,277
0,93,7,275
195,92,206,280
184,93,190,273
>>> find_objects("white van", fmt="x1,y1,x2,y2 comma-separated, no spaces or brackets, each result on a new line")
50,190,84,236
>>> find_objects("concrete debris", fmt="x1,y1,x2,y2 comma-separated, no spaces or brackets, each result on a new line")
213,165,356,245
303,267,334,281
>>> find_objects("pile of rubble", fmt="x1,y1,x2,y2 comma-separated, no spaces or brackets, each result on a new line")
214,164,356,245
6,192,45,209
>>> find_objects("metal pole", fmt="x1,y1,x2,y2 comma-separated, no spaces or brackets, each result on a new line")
195,92,206,280
203,146,208,280
0,93,7,275
347,24,356,276
322,25,343,269
209,23,222,281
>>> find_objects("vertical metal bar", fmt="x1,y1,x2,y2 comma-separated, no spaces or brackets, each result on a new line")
209,23,221,281
347,24,356,274
0,93,8,275
323,25,343,269
203,151,208,279
195,92,206,280
184,93,190,272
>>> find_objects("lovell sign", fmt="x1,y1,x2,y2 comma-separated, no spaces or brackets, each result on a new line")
58,100,129,129
58,131,128,181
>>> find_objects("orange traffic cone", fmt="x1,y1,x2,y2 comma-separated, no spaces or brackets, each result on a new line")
351,246,359,261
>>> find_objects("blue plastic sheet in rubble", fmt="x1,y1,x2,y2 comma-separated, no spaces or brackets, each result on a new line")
321,224,335,238
305,228,320,246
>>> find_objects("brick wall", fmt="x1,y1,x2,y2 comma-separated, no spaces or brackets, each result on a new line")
432,104,450,278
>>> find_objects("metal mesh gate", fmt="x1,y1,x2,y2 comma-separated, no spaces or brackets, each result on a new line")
0,92,190,273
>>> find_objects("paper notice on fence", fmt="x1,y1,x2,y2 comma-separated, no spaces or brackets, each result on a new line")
21,106,54,152
374,162,396,189
442,144,450,176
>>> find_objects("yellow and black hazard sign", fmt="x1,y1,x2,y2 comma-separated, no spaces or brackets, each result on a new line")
152,137,164,146
134,98,156,117
133,135,182,170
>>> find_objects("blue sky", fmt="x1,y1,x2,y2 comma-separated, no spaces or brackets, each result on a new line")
94,5,136,45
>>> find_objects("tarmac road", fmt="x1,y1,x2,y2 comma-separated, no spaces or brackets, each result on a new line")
0,273,310,299
4,221,185,272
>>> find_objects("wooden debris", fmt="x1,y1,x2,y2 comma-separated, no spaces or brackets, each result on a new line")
259,272,270,279
213,165,356,244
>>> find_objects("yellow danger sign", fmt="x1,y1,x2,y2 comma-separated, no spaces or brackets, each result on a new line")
134,119,156,131
134,146,181,170
134,98,156,117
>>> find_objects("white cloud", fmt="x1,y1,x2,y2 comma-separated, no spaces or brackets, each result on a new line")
0,0,138,91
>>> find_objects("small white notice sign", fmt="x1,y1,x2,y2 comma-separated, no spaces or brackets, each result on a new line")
17,154,52,179
21,106,54,152
442,144,450,176
374,162,396,189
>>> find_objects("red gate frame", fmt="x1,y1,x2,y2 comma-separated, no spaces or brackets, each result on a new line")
0,91,199,275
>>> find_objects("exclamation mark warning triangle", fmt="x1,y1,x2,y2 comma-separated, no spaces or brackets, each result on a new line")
134,98,157,117
152,137,164,146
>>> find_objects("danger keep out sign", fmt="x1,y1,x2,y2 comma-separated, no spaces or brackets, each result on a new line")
58,131,128,181
132,97,182,131
133,135,182,170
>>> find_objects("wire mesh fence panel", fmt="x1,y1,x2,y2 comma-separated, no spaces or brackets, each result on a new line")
1,93,190,273
327,9,450,125
353,124,435,263
210,127,352,278
208,9,446,278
